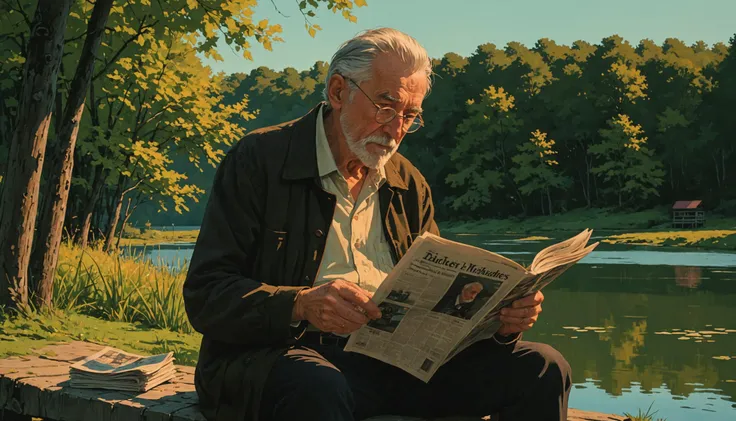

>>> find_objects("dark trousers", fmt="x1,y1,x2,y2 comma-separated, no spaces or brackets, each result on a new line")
259,335,572,421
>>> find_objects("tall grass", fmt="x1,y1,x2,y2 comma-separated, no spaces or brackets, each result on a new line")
624,403,666,421
53,239,193,333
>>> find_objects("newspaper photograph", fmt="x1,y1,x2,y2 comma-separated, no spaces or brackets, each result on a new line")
344,229,598,382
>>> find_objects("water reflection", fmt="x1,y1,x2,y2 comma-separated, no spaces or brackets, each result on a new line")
675,266,703,289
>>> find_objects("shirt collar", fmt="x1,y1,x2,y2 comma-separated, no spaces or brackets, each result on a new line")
315,105,387,187
315,105,338,177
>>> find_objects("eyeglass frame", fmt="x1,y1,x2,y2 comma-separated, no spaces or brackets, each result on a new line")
338,74,424,134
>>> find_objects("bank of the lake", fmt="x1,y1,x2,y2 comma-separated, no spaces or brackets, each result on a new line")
120,208,736,251
439,207,736,251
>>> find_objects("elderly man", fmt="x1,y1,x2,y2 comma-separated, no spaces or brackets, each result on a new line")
434,281,484,319
183,28,571,421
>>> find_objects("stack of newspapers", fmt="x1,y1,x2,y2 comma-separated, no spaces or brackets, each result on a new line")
69,347,176,392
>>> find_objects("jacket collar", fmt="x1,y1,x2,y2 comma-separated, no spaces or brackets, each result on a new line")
282,102,408,190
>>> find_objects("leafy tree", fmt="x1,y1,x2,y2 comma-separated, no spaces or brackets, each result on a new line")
589,114,665,208
0,0,369,310
511,130,572,215
445,86,523,215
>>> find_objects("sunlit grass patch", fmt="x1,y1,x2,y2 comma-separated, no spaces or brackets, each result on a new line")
0,309,201,365
624,403,666,421
53,240,193,333
603,230,736,249
117,228,200,247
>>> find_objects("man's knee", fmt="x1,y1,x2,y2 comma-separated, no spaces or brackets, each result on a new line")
261,347,354,420
520,342,572,395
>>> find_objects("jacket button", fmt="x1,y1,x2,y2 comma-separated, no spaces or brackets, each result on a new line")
315,229,324,237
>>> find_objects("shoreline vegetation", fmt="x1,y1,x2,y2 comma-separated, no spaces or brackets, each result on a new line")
121,208,736,251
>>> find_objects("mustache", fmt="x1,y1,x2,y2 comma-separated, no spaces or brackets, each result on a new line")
362,135,397,148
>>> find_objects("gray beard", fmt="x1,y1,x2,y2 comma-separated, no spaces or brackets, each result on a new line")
340,113,398,169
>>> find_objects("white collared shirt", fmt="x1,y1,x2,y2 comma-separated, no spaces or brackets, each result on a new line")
312,105,396,293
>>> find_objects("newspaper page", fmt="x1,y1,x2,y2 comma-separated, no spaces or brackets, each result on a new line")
344,230,599,382
70,347,173,374
344,232,530,382
69,347,176,391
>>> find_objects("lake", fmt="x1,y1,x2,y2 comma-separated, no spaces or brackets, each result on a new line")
126,231,736,421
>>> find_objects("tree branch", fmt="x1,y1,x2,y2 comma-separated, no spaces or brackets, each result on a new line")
92,17,158,80
270,0,289,17
13,0,30,27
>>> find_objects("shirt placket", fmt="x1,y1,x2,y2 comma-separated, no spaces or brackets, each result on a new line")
354,180,380,289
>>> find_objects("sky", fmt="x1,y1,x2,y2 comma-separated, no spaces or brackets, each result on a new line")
201,0,736,75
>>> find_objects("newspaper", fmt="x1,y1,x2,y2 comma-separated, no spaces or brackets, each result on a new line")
69,347,176,392
344,229,599,382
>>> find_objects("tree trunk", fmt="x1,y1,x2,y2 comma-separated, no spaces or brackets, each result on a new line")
546,187,553,216
0,0,71,309
539,190,544,216
30,0,113,308
713,153,721,187
115,197,133,250
722,151,727,184
77,165,106,249
103,179,124,253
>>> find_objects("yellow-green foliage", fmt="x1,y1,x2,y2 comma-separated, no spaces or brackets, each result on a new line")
54,241,192,333
118,228,200,247
0,311,201,366
604,230,736,248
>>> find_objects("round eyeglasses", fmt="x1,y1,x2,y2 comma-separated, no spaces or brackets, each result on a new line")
343,76,424,134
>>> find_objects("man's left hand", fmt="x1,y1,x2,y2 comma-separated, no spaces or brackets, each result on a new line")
497,291,544,336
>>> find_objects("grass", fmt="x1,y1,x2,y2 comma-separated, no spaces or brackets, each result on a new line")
0,309,201,366
117,227,199,247
604,230,736,250
439,207,675,234
52,239,193,333
624,403,666,421
440,207,736,250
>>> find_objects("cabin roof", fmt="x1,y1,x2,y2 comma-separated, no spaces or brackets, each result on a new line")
672,200,702,209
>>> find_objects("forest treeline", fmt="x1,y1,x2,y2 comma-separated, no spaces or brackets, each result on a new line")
2,4,735,236
138,33,736,225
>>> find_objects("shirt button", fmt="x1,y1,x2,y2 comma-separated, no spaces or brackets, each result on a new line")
315,229,324,237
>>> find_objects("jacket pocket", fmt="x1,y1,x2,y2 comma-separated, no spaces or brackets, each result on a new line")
255,228,288,282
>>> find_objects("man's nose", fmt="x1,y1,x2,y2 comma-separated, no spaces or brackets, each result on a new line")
382,116,404,140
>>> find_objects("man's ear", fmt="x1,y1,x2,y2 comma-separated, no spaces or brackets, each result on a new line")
327,74,347,111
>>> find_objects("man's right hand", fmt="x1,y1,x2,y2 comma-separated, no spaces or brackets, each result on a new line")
292,280,382,335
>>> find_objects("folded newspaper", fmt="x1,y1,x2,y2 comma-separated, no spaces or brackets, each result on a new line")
69,347,176,392
344,229,599,382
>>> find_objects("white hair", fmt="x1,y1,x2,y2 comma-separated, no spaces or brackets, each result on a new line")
462,282,484,291
322,27,433,105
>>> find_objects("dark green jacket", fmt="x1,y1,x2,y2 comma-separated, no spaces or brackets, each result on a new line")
183,103,439,421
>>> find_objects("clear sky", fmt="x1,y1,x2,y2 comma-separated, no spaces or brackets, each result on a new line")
201,0,736,75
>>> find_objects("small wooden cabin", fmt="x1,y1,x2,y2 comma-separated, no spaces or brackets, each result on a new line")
671,200,705,228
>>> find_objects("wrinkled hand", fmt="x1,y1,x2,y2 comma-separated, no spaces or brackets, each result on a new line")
497,291,544,336
292,280,382,335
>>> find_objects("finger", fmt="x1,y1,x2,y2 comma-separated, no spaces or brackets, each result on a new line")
331,319,363,335
512,292,543,308
502,305,541,318
331,296,370,325
336,283,382,318
328,318,363,334
312,306,361,332
500,314,538,326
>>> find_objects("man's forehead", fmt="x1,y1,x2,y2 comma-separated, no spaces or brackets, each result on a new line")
369,76,426,112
